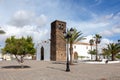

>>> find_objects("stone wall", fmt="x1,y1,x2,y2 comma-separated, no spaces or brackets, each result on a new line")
50,20,66,61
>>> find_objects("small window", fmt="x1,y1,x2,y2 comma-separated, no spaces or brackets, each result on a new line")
58,24,64,30
86,46,88,49
74,46,76,49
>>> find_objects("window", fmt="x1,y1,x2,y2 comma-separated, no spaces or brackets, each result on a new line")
58,24,64,30
86,46,88,49
74,46,76,49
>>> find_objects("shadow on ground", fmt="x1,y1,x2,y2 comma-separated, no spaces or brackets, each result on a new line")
52,61,66,65
1,65,31,69
47,66,65,72
52,61,78,66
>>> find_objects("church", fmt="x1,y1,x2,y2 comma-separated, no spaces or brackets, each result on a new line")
36,20,95,61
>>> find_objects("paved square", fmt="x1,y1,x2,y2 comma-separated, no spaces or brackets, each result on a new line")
0,60,120,80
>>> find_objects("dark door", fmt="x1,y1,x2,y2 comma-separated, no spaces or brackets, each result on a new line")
74,52,78,60
41,46,44,60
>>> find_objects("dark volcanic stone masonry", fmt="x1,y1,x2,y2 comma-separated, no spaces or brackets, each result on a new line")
50,20,66,61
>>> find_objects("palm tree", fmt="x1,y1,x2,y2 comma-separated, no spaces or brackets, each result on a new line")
88,49,97,57
102,48,110,59
89,39,94,60
68,28,85,64
94,34,102,61
107,43,120,61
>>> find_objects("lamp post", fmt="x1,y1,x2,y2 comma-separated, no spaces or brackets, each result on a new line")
118,40,120,46
118,40,120,43
63,28,74,72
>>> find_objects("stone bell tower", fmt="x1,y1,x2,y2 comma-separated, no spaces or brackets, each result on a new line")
50,20,66,61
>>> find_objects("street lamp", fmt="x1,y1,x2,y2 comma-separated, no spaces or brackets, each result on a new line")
63,28,74,72
118,40,120,45
118,40,120,43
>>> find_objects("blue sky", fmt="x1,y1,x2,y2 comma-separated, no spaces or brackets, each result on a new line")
0,0,120,47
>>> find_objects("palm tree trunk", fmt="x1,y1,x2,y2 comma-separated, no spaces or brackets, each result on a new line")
96,43,98,61
91,45,93,60
103,55,105,59
112,53,115,61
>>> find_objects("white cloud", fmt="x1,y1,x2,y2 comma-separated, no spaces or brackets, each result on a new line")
97,12,120,24
100,30,113,36
81,35,113,54
1,10,49,46
113,12,120,20
9,10,34,27
81,35,94,43
80,35,113,49
95,0,102,4
112,27,120,33
1,0,120,47
9,10,48,28
67,19,109,36
100,38,113,48
35,14,47,27
90,0,103,7
104,13,114,20
1,24,50,45
94,12,120,37
100,25,120,37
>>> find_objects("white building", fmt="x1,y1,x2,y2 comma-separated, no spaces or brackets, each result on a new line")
36,41,96,61
0,46,3,61
36,40,50,61
0,46,33,61
73,42,96,60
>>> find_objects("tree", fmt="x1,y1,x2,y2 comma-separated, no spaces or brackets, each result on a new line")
106,43,120,61
3,36,36,66
89,39,94,60
94,34,102,61
68,28,85,64
116,54,120,59
102,48,111,59
88,49,96,60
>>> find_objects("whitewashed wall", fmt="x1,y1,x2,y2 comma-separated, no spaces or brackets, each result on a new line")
0,47,2,61
73,44,90,60
73,42,96,60
36,41,96,61
36,41,50,61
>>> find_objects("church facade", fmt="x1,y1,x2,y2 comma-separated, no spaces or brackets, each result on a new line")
36,20,95,61
36,41,95,61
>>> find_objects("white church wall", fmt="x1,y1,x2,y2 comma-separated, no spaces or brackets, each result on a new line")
43,42,50,61
36,45,40,61
36,41,96,61
36,41,50,61
0,47,3,61
73,43,94,60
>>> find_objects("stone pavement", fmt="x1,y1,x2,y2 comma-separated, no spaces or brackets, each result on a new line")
0,60,120,80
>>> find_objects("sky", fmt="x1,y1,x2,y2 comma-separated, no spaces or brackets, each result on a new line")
0,0,120,47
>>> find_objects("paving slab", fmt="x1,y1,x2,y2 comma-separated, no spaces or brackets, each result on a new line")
0,60,120,80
